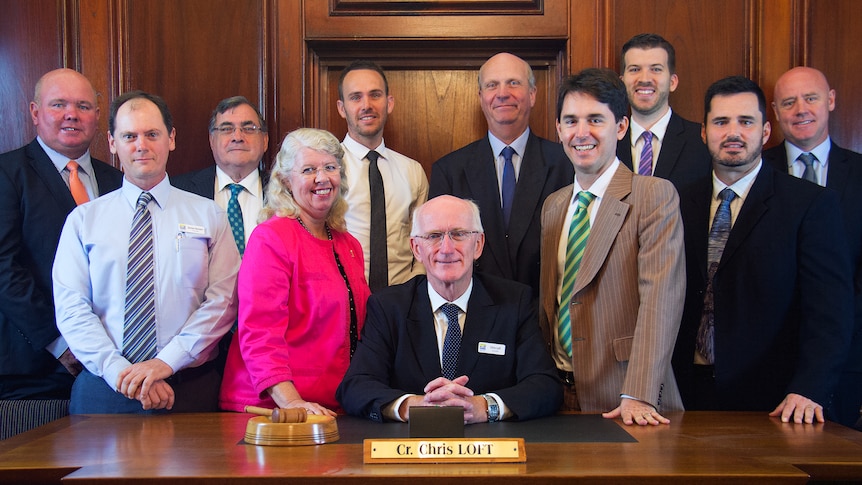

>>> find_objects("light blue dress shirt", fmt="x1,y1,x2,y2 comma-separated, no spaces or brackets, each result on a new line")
53,176,240,390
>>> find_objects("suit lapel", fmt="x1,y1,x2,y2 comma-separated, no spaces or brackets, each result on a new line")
720,165,773,268
458,278,497,377
652,113,685,179
466,138,513,278
507,133,551,254
617,130,634,170
25,140,76,212
684,178,713,281
573,167,631,294
826,142,851,195
406,279,448,382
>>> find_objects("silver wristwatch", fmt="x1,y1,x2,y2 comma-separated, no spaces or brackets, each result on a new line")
483,394,499,422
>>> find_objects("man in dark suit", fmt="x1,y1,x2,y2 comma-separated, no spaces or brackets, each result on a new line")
171,96,269,254
429,53,573,298
616,33,710,192
0,68,123,400
673,76,853,424
762,66,862,429
337,195,561,423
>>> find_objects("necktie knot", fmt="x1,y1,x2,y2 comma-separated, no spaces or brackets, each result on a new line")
66,160,80,172
798,152,816,167
366,150,380,164
638,131,654,176
501,146,515,162
66,160,90,205
642,131,653,144
576,191,596,212
718,187,736,204
442,303,460,325
798,153,818,184
229,183,244,198
136,192,154,210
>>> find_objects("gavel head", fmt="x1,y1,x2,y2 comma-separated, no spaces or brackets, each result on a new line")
271,407,308,423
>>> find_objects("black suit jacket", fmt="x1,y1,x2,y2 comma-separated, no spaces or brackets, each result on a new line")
429,132,573,296
336,274,562,422
673,163,854,411
170,164,270,201
0,139,123,378
617,111,711,192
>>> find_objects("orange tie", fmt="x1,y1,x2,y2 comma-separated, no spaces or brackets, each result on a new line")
66,160,90,205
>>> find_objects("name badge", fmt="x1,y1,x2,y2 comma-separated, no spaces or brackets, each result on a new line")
478,342,505,356
179,223,206,235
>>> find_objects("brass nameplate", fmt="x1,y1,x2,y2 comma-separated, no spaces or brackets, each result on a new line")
363,438,526,463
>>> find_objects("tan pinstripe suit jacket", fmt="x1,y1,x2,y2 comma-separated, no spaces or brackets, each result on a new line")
539,165,685,412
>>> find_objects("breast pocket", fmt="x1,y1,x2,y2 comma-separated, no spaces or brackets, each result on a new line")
176,236,209,289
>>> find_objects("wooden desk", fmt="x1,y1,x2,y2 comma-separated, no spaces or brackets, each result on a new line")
1,412,860,483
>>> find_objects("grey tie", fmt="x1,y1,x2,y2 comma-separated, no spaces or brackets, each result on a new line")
124,192,157,363
798,152,818,184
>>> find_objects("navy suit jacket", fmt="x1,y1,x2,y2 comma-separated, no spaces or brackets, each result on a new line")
673,163,854,411
170,164,269,201
336,274,562,422
0,139,123,378
617,111,711,192
429,132,573,296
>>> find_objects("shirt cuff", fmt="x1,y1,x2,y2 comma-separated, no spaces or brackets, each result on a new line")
383,394,416,422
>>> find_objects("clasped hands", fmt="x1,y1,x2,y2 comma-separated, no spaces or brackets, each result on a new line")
117,358,175,411
398,375,488,424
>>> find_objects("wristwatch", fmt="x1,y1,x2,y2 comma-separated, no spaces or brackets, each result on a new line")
483,394,499,422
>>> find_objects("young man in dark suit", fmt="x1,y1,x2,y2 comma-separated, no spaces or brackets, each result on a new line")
616,33,710,191
429,53,573,299
0,68,122,401
762,66,862,429
673,76,853,424
337,195,561,423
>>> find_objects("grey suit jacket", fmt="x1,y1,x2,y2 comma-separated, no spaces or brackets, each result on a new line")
539,165,685,412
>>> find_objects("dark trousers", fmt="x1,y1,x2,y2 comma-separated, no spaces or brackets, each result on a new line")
0,373,74,400
70,363,220,414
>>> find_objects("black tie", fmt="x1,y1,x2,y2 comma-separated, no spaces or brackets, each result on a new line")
367,150,388,291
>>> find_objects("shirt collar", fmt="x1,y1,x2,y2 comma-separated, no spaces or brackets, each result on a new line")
342,133,387,161
630,108,673,146
573,158,620,202
427,279,473,314
784,137,831,168
488,128,530,159
37,136,94,175
215,165,262,197
121,175,172,210
711,160,762,200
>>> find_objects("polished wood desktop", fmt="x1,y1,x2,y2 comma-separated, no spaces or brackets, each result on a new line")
1,411,860,484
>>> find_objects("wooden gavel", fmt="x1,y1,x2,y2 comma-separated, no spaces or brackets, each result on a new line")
244,405,308,423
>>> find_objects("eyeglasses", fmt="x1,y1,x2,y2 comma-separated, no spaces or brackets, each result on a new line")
413,230,481,245
213,124,264,136
295,164,340,178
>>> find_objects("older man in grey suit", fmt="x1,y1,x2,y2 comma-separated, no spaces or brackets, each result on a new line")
539,68,685,426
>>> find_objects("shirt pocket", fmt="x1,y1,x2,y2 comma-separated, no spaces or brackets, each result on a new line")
176,236,209,289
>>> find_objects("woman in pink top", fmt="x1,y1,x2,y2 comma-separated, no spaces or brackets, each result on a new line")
219,128,371,416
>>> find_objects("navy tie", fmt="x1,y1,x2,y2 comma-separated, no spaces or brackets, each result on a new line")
440,303,462,380
501,146,516,227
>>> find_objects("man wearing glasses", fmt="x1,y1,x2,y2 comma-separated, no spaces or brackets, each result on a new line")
337,195,561,423
172,96,269,257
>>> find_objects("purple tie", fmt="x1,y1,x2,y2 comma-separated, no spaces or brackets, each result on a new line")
638,131,654,176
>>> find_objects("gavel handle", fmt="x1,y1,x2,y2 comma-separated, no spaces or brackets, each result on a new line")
244,405,274,417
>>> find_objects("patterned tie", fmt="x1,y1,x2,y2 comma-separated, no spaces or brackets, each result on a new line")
366,150,389,292
557,191,596,357
227,184,246,256
440,303,462,380
501,146,516,227
124,192,157,364
66,160,90,205
638,131,654,176
798,152,818,184
696,188,737,364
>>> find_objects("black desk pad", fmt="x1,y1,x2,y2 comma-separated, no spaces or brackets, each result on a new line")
336,414,637,444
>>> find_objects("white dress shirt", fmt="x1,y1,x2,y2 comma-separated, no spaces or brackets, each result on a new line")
629,108,673,175
214,166,263,246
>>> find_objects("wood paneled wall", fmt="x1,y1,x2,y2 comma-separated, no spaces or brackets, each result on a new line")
1,0,860,177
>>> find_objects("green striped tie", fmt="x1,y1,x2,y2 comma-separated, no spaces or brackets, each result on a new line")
558,191,595,357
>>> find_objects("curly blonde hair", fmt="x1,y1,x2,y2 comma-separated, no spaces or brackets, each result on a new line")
259,128,349,231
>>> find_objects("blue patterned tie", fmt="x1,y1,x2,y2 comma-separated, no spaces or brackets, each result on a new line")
227,184,246,256
440,303,462,380
124,192,157,363
697,188,736,364
558,191,595,357
501,146,516,227
798,152,818,184
638,131,654,176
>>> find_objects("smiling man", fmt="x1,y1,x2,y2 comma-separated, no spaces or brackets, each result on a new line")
672,76,853,425
53,91,240,414
430,52,573,300
337,194,561,424
337,60,428,292
539,68,685,426
616,33,710,191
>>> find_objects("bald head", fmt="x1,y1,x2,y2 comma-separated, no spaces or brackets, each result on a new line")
30,69,100,159
772,67,835,152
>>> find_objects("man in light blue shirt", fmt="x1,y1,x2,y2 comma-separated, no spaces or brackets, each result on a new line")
53,91,240,414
